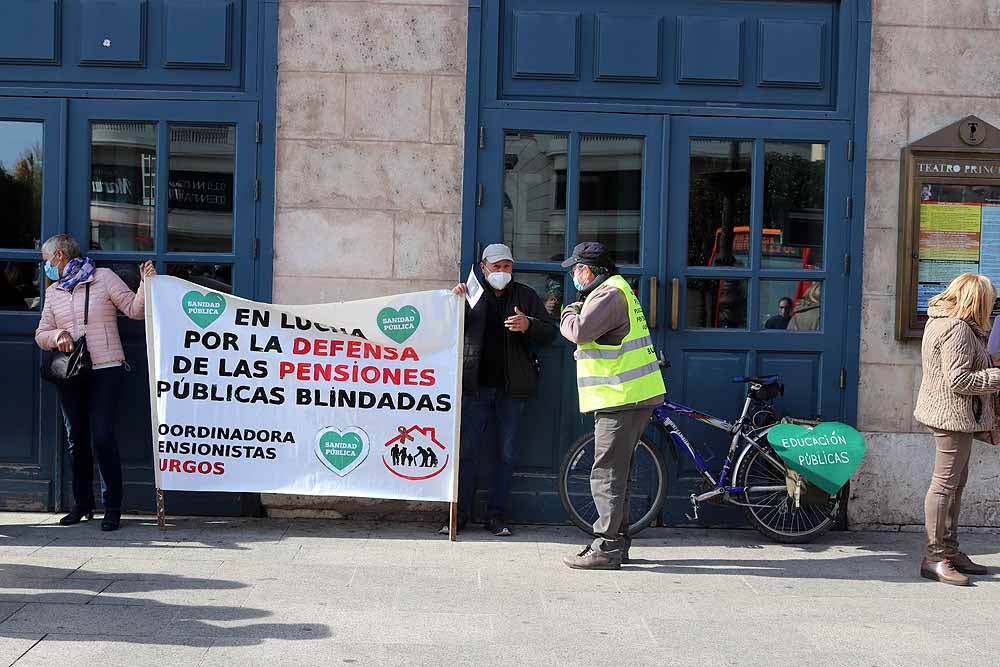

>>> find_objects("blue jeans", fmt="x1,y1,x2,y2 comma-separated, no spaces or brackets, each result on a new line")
457,388,526,522
56,366,125,510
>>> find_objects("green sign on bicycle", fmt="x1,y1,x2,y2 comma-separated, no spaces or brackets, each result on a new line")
766,422,866,496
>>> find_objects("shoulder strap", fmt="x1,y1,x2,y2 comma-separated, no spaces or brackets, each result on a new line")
83,283,91,327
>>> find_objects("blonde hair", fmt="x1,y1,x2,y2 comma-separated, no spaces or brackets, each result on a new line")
927,273,997,329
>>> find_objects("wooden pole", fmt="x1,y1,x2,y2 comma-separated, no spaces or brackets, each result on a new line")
156,488,165,530
449,501,457,542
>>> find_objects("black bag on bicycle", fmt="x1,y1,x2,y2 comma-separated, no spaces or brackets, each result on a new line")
40,284,92,385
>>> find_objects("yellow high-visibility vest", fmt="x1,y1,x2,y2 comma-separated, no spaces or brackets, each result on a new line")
575,274,665,413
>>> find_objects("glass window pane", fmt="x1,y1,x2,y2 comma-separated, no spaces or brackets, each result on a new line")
688,140,752,268
167,124,234,253
167,264,232,294
685,278,748,329
0,261,40,311
762,142,826,270
515,271,564,318
503,131,568,263
0,122,43,250
96,260,143,292
578,135,643,266
759,279,822,331
90,121,156,252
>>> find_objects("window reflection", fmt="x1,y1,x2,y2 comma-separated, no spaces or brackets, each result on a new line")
762,142,826,270
760,279,822,331
0,121,43,251
686,278,748,329
515,272,563,318
167,124,235,253
167,264,232,294
576,136,643,265
90,121,156,252
688,140,752,268
503,132,567,263
0,261,39,311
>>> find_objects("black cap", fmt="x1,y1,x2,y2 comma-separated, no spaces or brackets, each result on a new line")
561,241,613,269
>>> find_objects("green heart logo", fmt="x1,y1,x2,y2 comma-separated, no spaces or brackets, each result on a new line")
377,305,421,344
766,422,866,495
182,291,226,329
315,427,370,477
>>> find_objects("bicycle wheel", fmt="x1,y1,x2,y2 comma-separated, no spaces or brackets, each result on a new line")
734,441,845,544
558,432,668,537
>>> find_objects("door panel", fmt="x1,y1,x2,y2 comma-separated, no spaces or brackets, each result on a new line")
0,98,65,510
63,99,259,515
476,110,663,523
659,116,851,525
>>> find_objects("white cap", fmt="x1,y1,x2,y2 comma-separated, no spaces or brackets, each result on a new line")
482,243,514,263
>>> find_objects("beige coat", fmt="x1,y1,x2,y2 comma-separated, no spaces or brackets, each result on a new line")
914,304,1000,433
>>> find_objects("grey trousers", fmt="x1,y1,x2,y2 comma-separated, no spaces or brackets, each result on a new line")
590,406,654,551
925,429,974,561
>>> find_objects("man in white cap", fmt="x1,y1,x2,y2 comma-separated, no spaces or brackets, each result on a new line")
447,243,557,536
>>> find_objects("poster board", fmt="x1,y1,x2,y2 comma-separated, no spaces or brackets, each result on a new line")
896,116,1000,339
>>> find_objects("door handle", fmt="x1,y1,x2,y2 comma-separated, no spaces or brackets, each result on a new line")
671,278,680,330
648,276,658,328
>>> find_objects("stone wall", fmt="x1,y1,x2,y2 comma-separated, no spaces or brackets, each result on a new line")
265,0,468,517
850,0,1000,527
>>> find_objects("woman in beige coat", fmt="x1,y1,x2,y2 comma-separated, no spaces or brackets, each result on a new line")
913,273,1000,586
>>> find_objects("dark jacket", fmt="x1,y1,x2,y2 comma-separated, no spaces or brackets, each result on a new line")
463,280,557,398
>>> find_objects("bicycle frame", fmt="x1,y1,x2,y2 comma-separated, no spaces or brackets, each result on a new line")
651,391,787,509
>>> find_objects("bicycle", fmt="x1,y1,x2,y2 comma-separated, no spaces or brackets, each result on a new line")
558,373,848,544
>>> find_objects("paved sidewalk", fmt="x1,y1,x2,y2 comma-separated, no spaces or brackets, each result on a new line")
1,514,999,666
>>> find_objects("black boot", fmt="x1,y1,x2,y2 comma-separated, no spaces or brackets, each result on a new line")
100,509,121,532
59,506,95,526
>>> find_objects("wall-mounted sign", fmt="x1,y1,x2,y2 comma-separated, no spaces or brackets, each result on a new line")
896,116,1000,339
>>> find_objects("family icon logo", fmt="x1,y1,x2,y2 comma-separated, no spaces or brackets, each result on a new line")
383,426,448,480
182,291,226,328
315,427,371,477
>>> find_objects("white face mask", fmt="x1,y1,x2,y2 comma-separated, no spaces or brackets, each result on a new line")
486,271,512,290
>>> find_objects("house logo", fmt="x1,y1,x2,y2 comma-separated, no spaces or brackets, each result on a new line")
383,426,449,481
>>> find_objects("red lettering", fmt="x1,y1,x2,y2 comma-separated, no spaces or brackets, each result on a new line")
279,361,294,378
330,340,344,356
168,459,181,472
297,363,310,381
400,347,419,362
313,339,328,356
292,338,310,354
197,461,213,474
334,364,349,382
347,341,362,357
213,462,225,475
182,460,197,473
403,368,418,385
420,369,436,386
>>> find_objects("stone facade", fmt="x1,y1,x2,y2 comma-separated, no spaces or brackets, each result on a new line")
850,0,1000,528
266,0,467,517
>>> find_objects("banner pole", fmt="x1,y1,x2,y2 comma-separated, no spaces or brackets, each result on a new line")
143,277,166,531
449,292,466,542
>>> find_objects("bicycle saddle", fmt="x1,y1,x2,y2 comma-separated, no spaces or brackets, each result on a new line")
732,375,780,385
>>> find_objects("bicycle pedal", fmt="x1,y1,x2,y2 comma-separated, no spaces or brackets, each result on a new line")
685,495,699,521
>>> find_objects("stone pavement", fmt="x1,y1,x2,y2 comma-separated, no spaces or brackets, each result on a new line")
1,514,999,667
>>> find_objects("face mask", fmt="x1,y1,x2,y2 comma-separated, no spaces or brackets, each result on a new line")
44,260,60,281
573,276,586,291
486,271,512,290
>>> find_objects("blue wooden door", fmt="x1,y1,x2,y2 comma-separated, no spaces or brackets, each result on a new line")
474,109,664,522
0,98,67,509
62,99,260,515
659,116,852,525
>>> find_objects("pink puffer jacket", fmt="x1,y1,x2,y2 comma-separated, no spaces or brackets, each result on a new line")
35,268,146,366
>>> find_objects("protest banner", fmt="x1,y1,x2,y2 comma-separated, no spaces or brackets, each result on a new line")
144,277,464,537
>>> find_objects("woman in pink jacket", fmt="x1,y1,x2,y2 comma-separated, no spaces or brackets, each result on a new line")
34,234,155,531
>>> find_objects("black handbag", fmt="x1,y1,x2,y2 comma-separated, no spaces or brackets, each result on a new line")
40,284,92,385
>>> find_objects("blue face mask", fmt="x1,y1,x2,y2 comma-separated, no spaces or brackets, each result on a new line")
573,276,586,291
44,260,60,281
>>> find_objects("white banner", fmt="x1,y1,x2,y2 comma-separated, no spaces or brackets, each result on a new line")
145,276,462,503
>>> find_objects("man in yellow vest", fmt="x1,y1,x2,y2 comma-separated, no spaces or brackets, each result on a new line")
559,242,665,569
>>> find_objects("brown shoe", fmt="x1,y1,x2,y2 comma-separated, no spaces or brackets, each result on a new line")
951,552,989,575
920,558,970,586
563,545,622,570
